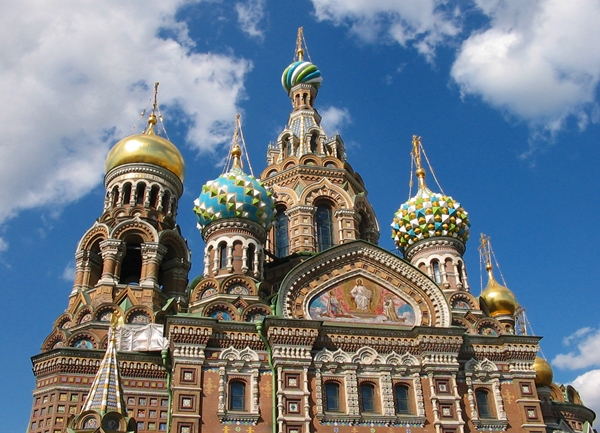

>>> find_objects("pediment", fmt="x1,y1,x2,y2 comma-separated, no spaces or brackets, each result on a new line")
276,241,451,327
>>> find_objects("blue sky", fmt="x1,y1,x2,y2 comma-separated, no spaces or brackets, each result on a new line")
2,1,600,430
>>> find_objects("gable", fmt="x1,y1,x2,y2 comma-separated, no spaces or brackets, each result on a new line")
276,241,451,327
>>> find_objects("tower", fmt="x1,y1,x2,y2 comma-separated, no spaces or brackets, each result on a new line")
261,28,379,263
29,85,189,433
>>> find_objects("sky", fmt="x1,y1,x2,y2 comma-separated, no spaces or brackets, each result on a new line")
1,0,600,430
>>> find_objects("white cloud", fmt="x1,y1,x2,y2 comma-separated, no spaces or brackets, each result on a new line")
571,369,600,421
0,0,251,229
320,106,352,135
62,262,76,282
553,327,600,370
0,238,7,252
236,0,266,39
311,0,461,61
451,0,600,132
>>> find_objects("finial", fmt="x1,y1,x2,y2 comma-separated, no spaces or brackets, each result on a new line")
296,27,304,61
109,311,123,343
479,233,493,273
412,135,427,188
145,82,160,135
230,114,243,170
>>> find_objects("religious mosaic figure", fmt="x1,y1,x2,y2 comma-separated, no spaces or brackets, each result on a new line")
350,278,372,311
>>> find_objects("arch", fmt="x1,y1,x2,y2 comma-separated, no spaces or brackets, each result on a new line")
119,234,144,285
111,218,158,243
42,330,67,352
218,241,228,269
149,184,160,209
448,292,478,310
303,181,351,208
204,302,238,321
221,275,256,296
190,278,219,302
124,305,154,324
94,304,123,322
67,331,99,349
77,224,110,252
73,306,94,325
241,304,271,322
246,243,256,272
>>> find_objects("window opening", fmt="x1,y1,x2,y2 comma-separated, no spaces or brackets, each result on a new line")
316,204,334,251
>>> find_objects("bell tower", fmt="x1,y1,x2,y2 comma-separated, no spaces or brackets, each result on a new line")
261,28,379,258
29,85,189,433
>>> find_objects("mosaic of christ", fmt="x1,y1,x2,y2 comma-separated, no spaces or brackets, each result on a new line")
307,277,416,325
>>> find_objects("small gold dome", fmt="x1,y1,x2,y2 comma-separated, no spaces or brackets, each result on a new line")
105,116,185,182
480,265,518,317
533,356,553,386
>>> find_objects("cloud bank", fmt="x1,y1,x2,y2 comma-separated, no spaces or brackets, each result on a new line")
311,0,600,134
0,0,251,229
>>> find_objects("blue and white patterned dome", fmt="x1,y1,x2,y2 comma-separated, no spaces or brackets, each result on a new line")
193,160,274,230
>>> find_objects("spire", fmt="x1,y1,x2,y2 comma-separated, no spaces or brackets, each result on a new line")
144,82,160,135
412,135,427,189
479,233,494,276
296,27,304,61
223,114,253,176
81,312,127,416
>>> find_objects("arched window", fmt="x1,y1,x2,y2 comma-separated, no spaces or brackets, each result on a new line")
325,382,340,412
218,242,227,269
228,381,246,411
395,384,411,414
149,185,160,209
112,186,120,206
119,237,142,285
360,383,376,413
122,183,132,205
274,207,289,257
247,244,255,271
316,204,334,251
162,191,171,214
135,182,146,205
432,260,442,284
476,389,492,419
309,133,318,153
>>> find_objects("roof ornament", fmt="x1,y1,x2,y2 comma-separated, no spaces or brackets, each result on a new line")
293,26,314,63
222,114,255,176
408,135,445,198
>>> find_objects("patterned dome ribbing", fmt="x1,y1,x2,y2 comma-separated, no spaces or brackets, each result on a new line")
281,61,322,93
193,145,274,230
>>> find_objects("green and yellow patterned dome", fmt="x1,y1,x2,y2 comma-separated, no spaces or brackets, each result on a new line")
391,137,470,253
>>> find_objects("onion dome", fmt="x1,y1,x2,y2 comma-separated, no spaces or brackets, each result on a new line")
193,144,274,230
480,262,518,317
533,356,554,386
281,61,322,93
391,136,470,252
281,27,322,93
105,113,185,183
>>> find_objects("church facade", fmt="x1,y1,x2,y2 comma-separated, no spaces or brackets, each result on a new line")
28,30,594,433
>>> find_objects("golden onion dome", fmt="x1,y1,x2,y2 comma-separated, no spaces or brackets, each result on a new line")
105,114,185,182
480,263,518,317
533,356,553,387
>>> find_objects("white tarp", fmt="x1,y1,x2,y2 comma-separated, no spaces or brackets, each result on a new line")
116,323,169,351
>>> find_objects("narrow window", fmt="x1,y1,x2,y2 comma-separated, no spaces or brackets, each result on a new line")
135,182,146,205
310,133,318,153
316,204,334,251
149,185,160,209
395,385,411,414
274,207,289,257
360,383,376,413
162,191,171,214
325,382,340,412
476,389,492,419
112,186,120,206
432,260,442,284
247,244,255,272
219,242,227,269
122,183,132,205
229,381,246,411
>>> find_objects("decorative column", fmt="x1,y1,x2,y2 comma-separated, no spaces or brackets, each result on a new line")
413,373,426,417
99,239,124,285
335,209,357,244
140,243,167,289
